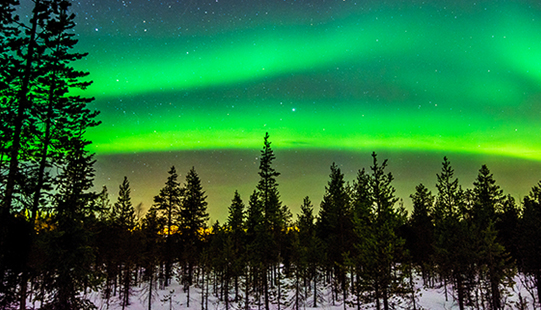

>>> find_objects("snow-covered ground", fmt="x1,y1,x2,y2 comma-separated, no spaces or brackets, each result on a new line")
81,274,537,310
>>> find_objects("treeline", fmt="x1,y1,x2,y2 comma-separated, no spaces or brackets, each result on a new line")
3,131,541,310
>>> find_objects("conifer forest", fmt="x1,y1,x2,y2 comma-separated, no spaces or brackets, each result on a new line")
2,0,541,310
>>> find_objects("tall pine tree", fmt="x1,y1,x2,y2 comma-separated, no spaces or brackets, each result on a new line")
408,183,435,283
255,132,290,310
433,157,472,310
152,166,183,286
226,190,246,302
179,166,209,300
316,162,352,303
520,182,541,306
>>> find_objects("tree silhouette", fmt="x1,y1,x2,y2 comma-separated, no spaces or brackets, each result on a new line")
255,132,290,310
316,162,352,304
408,183,435,283
43,139,99,310
226,190,246,302
433,157,472,310
521,182,541,306
152,166,183,287
179,166,209,306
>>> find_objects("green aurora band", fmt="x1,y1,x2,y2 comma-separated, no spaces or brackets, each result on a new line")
18,0,536,220
72,1,541,161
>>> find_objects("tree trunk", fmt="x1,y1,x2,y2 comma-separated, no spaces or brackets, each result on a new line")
343,272,347,310
491,275,501,310
410,271,417,310
225,269,229,310
264,267,269,310
375,280,381,310
313,273,318,308
18,270,28,310
235,275,239,302
456,275,465,310
245,269,250,310
122,264,130,310
532,269,541,310
277,265,282,310
200,268,205,310
186,283,190,308
148,271,153,310
295,269,299,310
383,288,389,310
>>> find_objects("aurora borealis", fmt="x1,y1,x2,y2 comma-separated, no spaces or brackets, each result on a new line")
22,0,541,219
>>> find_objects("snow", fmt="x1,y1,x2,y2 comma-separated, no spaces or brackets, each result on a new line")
81,274,536,310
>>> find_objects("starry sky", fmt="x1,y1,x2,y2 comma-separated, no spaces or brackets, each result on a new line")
20,0,541,220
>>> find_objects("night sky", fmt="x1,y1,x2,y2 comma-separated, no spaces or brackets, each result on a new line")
20,0,541,220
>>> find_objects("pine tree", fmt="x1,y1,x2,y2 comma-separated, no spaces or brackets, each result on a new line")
433,157,471,310
113,176,136,230
0,0,21,202
497,195,520,264
368,152,407,310
2,0,98,217
254,132,290,310
179,166,209,292
472,165,503,226
434,157,460,221
257,132,281,224
471,165,511,310
111,176,137,309
28,0,98,222
293,196,321,308
350,168,373,308
1,0,49,215
317,162,352,302
408,183,435,283
0,2,33,297
153,166,183,286
42,138,100,310
520,182,541,307
245,190,264,309
226,190,245,302
141,206,163,310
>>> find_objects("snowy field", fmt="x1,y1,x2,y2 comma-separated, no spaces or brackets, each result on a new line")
76,274,537,310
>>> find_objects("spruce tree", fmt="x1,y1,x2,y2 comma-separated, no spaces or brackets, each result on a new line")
113,176,136,230
350,168,373,308
43,139,100,310
255,132,290,310
245,190,264,309
295,196,321,308
1,0,49,214
112,176,137,309
226,190,245,302
317,162,352,300
520,182,541,306
141,206,164,310
408,183,435,283
433,157,471,310
153,166,183,286
472,165,511,310
180,166,209,290
2,0,98,217
29,0,98,222
497,195,520,264
368,152,407,310
472,165,503,226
